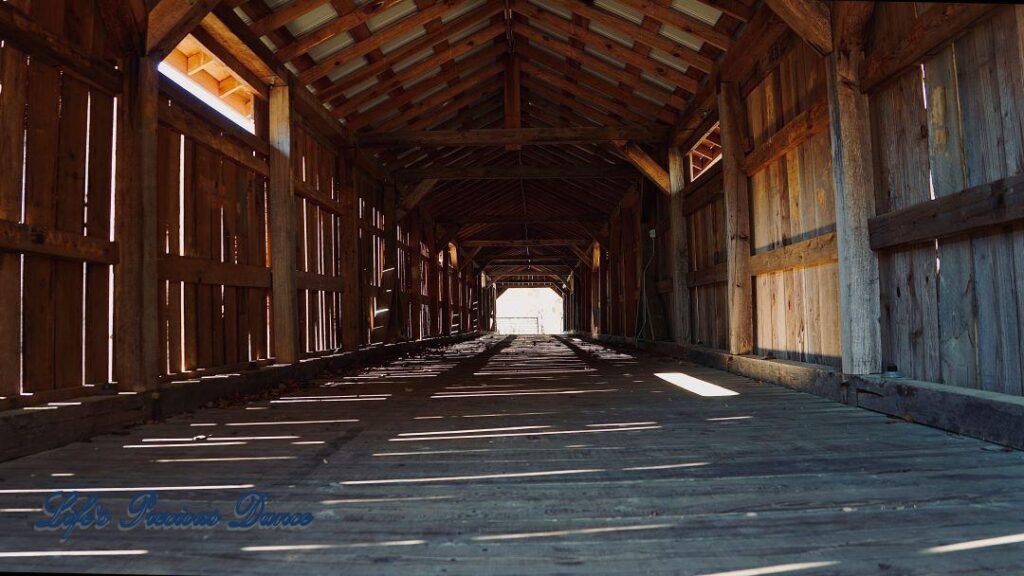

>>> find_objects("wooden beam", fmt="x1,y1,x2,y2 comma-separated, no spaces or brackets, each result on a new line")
612,0,733,51
463,239,586,248
315,0,505,104
439,216,606,225
741,95,829,176
393,164,637,182
339,150,362,351
147,0,225,60
667,145,691,345
719,82,753,355
332,25,506,119
827,6,882,374
504,55,522,151
547,0,726,65
397,179,438,219
860,3,997,93
159,255,272,288
114,56,161,392
687,263,727,288
359,126,669,147
670,6,789,146
269,84,300,364
868,176,1024,251
612,141,671,195
749,232,837,276
292,0,472,83
0,221,118,264
514,27,688,109
249,0,331,37
512,0,712,77
764,0,832,55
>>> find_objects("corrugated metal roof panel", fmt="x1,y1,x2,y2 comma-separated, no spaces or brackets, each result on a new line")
593,0,642,25
527,0,571,20
285,3,338,39
404,67,442,91
587,21,635,50
342,77,379,100
671,0,722,26
326,57,367,83
381,25,426,54
649,49,689,74
308,32,354,62
449,18,490,44
583,45,626,70
640,71,675,92
367,0,419,32
443,0,487,23
658,24,703,52
529,20,571,45
392,48,434,74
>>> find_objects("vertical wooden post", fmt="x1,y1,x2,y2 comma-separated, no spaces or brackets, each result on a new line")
381,184,400,343
269,83,299,363
409,214,422,340
667,146,691,345
719,81,753,355
442,246,451,335
504,55,521,151
115,55,160,392
827,6,882,374
591,243,601,337
339,150,361,351
426,224,438,336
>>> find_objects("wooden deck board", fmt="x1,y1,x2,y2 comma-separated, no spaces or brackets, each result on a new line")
1,335,1023,575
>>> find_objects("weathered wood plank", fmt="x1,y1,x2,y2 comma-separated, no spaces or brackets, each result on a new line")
742,95,828,177
868,176,1024,251
719,82,753,355
861,3,998,93
827,18,882,375
359,126,670,148
749,232,837,276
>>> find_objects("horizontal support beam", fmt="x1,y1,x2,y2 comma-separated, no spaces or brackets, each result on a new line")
742,96,829,176
296,271,346,293
358,126,671,147
294,180,344,216
441,216,606,225
687,263,727,288
868,175,1024,251
159,255,272,288
394,165,637,182
464,239,585,248
749,232,838,276
612,140,671,194
0,220,118,264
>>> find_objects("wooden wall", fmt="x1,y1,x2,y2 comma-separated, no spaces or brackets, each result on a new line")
868,5,1024,394
0,0,118,407
684,167,729,350
292,118,343,357
0,0,479,409
744,41,841,367
156,81,271,378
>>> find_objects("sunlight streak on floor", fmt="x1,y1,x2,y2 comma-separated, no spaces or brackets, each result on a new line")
655,372,740,397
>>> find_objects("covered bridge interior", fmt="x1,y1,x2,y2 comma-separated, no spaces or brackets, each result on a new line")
1,0,1024,573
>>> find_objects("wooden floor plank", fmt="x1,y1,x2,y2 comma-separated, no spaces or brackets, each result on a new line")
1,335,1023,574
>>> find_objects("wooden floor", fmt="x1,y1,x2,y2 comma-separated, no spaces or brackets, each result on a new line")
1,335,1024,575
